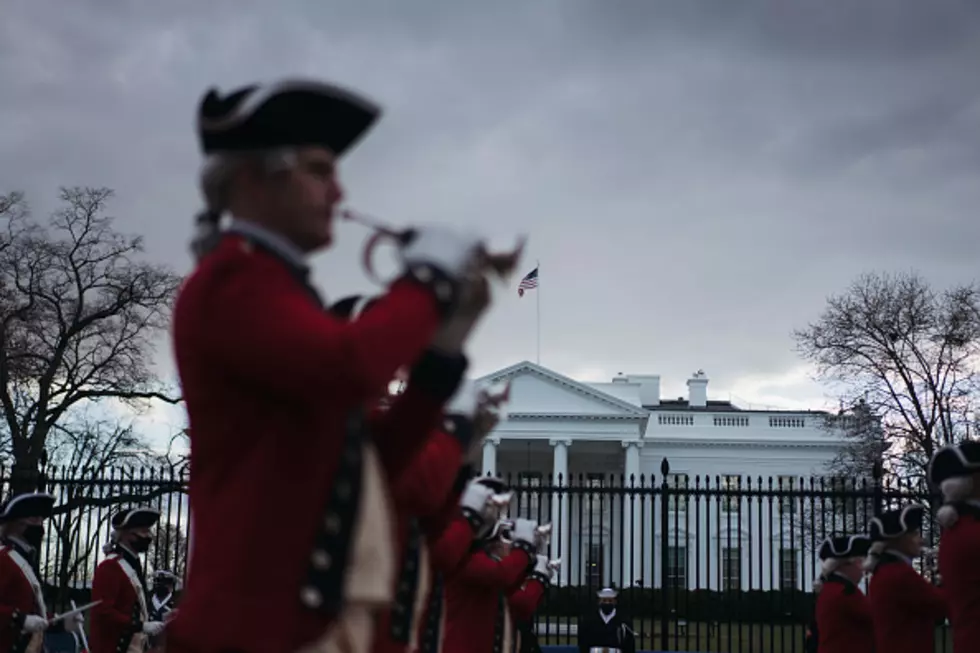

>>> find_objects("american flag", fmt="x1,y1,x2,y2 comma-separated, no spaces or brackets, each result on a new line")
517,267,538,297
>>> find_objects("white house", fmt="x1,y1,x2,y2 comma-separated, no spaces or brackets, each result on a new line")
475,361,850,594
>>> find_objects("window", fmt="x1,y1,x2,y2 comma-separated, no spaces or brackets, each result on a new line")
779,548,798,591
721,547,741,591
721,475,741,512
666,474,689,513
666,546,688,589
518,472,542,519
777,475,796,513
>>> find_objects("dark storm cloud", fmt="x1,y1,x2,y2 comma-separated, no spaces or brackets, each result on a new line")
2,0,980,426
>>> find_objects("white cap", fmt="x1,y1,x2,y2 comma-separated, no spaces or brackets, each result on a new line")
597,588,618,599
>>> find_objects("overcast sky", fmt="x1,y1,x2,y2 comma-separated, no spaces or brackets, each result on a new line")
3,0,980,444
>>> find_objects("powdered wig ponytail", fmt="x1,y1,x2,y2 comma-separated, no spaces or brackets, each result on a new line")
937,476,975,528
862,541,887,573
102,529,120,555
190,149,300,261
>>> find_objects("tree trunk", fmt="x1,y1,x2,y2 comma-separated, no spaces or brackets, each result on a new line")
9,457,41,495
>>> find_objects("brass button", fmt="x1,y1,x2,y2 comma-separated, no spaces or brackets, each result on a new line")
311,549,332,570
300,586,323,608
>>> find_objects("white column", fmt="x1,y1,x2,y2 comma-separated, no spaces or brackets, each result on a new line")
549,438,571,585
621,440,644,586
482,436,500,477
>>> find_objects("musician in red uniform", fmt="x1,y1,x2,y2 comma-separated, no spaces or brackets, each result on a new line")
0,492,56,653
170,79,500,653
812,534,873,653
443,496,547,653
864,503,946,653
929,440,980,653
90,507,164,653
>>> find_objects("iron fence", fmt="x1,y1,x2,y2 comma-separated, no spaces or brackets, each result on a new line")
1,460,951,652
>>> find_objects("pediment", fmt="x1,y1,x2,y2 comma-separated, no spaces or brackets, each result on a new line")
477,361,649,418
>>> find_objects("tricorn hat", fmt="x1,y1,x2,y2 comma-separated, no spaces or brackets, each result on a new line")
0,493,56,524
153,569,178,584
928,440,980,487
196,79,381,157
111,507,161,530
868,504,925,542
818,534,872,560
597,587,619,599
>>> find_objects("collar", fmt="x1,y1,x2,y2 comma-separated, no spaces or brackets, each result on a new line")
227,219,309,273
599,608,616,624
7,535,34,556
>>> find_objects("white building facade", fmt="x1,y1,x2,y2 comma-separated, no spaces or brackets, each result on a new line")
476,361,849,594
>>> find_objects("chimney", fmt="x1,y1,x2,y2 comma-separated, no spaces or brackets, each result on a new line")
612,373,628,384
627,374,660,406
687,370,708,408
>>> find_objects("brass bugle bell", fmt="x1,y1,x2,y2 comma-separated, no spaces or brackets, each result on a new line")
339,208,527,286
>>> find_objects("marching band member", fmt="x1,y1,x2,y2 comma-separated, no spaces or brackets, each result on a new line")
812,534,873,653
929,440,980,652
0,492,56,653
576,588,636,653
865,504,946,653
170,78,500,653
442,490,545,653
91,507,164,653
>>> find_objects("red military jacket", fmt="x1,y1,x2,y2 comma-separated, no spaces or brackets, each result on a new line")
442,548,535,653
938,504,980,653
374,430,473,653
0,541,45,653
868,552,946,653
168,235,463,653
90,549,149,653
814,573,874,653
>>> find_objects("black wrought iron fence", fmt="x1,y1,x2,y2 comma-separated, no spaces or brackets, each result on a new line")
0,459,951,652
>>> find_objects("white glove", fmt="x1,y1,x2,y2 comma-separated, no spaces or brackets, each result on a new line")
22,615,48,633
460,479,495,514
400,226,484,282
143,621,165,636
533,554,555,580
511,518,538,546
447,381,480,417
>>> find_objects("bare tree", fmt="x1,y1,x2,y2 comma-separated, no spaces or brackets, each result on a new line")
148,521,189,580
0,187,182,493
794,271,980,484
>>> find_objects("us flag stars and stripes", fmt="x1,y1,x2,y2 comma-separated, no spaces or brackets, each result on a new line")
518,266,538,297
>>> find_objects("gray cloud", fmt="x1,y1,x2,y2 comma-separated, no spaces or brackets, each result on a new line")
2,0,980,436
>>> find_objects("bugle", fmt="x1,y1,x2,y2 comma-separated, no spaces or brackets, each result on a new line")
339,208,526,286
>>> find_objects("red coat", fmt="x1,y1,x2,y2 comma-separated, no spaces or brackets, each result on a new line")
443,549,534,653
868,553,946,653
938,506,980,653
374,430,472,653
168,235,464,653
814,574,873,653
90,552,149,653
0,543,45,653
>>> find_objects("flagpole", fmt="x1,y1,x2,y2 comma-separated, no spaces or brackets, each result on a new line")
536,260,541,365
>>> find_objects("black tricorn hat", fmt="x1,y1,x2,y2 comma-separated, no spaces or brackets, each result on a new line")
928,440,980,487
153,569,178,584
0,493,56,524
196,79,381,157
818,534,872,560
868,504,925,541
476,477,508,494
111,507,161,530
328,295,380,322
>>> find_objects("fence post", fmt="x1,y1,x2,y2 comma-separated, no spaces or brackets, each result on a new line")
872,459,884,517
659,457,670,652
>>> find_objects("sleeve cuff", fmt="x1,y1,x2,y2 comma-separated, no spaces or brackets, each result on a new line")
441,415,476,451
397,268,459,316
529,572,551,588
461,507,485,533
409,349,469,402
512,540,536,558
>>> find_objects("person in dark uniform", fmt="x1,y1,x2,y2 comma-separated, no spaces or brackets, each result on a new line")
576,588,635,653
169,78,505,653
149,570,179,622
812,534,873,653
929,440,980,653
865,504,946,653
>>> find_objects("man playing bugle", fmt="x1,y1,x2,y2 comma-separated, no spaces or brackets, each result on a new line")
169,77,517,653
